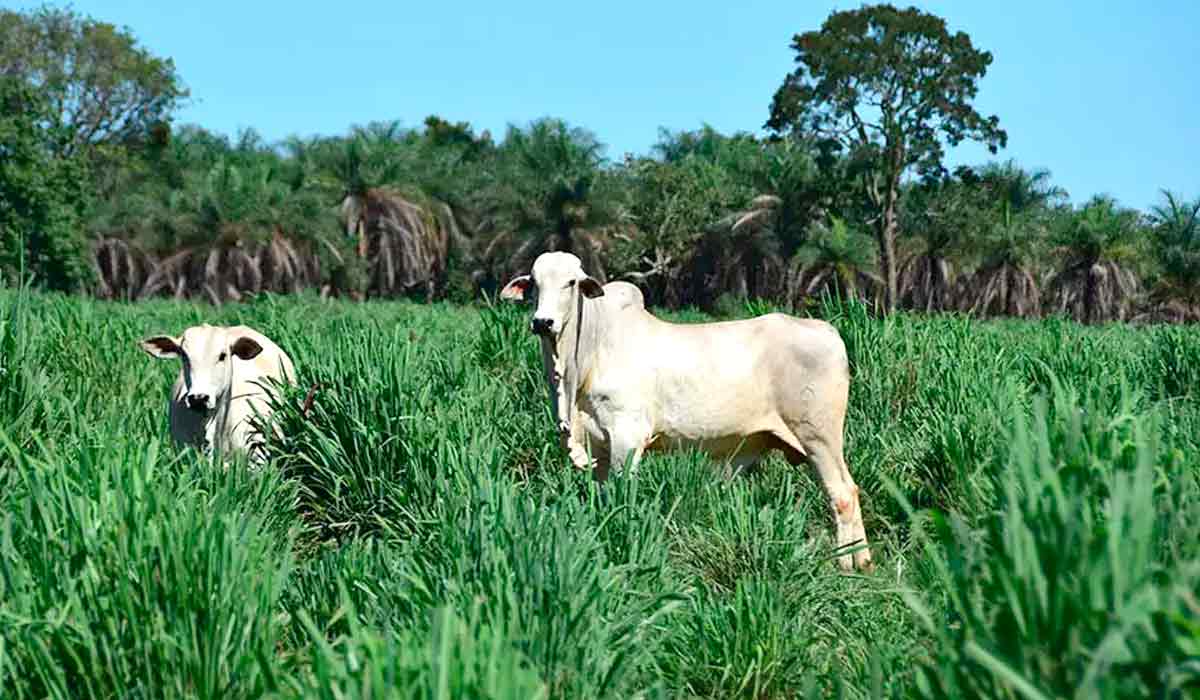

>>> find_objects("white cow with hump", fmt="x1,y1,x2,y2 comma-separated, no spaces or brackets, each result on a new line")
501,252,871,571
140,324,296,461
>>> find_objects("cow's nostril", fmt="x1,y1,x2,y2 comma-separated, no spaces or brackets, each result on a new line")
531,318,553,335
186,393,210,410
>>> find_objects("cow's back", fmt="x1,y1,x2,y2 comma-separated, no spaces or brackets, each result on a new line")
603,311,848,450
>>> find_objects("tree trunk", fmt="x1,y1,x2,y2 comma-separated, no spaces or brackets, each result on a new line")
877,195,899,313
556,221,573,255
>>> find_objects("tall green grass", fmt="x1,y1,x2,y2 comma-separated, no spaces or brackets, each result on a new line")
0,288,1197,698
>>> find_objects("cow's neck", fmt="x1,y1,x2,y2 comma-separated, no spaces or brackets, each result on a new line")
544,293,609,433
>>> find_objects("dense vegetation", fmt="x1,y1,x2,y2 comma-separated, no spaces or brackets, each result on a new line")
3,3,1199,697
0,287,1197,698
2,4,1197,323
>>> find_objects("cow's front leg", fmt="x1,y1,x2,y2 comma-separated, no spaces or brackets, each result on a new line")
559,411,599,472
600,412,651,482
563,429,594,471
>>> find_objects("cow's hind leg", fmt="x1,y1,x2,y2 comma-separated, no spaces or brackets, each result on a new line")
817,442,871,572
773,430,871,572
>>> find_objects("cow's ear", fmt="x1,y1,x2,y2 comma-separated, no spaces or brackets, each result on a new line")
141,335,181,359
499,275,533,302
231,336,264,361
579,277,605,299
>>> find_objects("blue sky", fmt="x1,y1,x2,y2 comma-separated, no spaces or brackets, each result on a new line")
15,0,1198,210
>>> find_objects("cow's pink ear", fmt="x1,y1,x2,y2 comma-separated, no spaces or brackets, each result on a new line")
140,335,181,359
499,275,533,302
231,336,264,361
579,277,604,299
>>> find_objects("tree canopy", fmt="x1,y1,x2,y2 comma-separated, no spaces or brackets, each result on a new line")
0,77,91,289
0,5,187,158
1,3,1197,323
766,3,1006,311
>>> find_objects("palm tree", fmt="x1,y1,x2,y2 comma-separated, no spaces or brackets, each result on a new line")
788,217,879,306
1144,190,1200,321
481,118,616,282
955,162,1067,318
959,201,1046,318
975,160,1068,213
1045,195,1143,323
138,157,329,303
313,123,455,299
899,173,984,312
704,193,786,300
647,132,828,306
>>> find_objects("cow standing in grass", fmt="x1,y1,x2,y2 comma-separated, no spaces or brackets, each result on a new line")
501,252,871,571
140,324,296,462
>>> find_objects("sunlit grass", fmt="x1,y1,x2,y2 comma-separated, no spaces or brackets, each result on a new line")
1,288,1197,698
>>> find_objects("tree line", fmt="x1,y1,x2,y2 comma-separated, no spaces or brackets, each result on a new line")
2,4,1197,322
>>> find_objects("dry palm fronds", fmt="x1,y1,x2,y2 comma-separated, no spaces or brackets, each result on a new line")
93,238,153,300
1130,299,1200,325
1046,260,1139,323
898,253,956,313
94,233,329,305
256,230,320,294
960,262,1042,318
346,188,451,300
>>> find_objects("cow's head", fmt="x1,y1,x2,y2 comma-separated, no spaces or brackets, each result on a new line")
140,325,264,413
500,252,604,338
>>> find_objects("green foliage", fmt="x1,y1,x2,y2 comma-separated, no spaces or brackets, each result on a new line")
767,3,1007,311
0,4,187,158
1054,194,1144,266
619,153,751,291
1045,195,1146,323
2,288,1198,697
1149,191,1200,310
766,4,1007,174
483,118,616,276
3,4,1197,317
901,383,1200,698
791,216,878,301
0,77,91,290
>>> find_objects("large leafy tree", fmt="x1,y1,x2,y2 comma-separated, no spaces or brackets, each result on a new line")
0,5,187,160
619,152,753,306
0,77,91,290
766,4,1006,312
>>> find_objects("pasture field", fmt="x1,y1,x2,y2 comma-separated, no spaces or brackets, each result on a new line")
1,289,1198,699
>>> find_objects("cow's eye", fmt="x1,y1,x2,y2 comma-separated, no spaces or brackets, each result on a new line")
567,279,576,287
218,352,227,362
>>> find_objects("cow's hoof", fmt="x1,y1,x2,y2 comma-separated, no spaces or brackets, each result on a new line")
835,549,874,574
